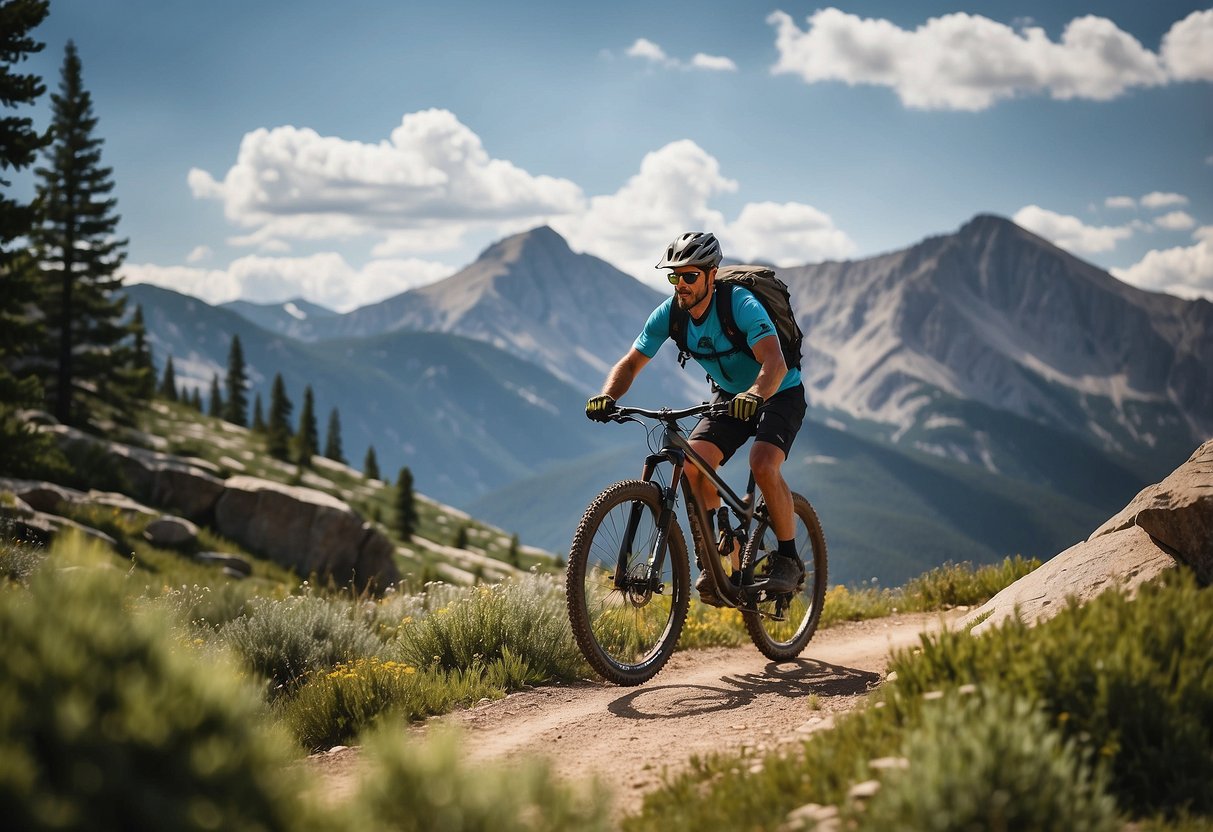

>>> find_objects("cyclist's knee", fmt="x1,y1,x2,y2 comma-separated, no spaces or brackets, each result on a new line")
750,443,785,481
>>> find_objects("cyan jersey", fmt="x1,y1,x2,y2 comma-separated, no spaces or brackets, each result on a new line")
633,287,803,395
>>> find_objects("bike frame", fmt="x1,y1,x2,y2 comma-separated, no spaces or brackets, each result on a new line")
612,405,768,610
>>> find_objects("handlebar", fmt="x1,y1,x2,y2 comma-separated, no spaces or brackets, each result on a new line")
611,402,728,423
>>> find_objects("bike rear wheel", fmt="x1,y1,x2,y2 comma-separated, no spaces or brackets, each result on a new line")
566,480,690,686
741,492,828,661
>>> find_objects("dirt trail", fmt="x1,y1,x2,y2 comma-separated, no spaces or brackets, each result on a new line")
310,611,962,815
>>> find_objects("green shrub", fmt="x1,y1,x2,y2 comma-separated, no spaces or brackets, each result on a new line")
0,535,44,584
396,574,584,683
280,651,529,750
887,570,1213,817
898,555,1040,610
858,689,1117,831
355,728,613,832
0,537,311,831
219,594,384,693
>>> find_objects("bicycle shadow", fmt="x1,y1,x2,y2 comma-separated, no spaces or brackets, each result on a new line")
607,658,879,720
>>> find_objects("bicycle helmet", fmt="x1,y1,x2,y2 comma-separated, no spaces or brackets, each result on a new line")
656,232,722,270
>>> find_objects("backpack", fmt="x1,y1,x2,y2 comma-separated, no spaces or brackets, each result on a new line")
668,265,804,377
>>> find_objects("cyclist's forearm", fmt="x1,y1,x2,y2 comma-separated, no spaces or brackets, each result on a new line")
601,349,649,400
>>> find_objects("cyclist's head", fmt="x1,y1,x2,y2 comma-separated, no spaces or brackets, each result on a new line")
656,232,722,272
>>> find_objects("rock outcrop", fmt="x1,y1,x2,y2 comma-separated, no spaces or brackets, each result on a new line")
963,438,1212,634
4,427,403,591
1088,438,1213,583
213,476,399,590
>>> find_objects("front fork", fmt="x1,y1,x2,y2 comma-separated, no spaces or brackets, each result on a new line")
611,453,685,593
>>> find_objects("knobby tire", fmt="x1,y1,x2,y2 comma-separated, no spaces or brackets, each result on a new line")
566,480,690,686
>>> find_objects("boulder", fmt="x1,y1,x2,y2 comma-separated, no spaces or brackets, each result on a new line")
144,516,200,549
2,481,84,513
961,526,1176,635
1089,438,1213,583
214,476,400,590
43,425,226,522
195,551,252,577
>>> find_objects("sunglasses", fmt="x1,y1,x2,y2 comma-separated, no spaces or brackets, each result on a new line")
666,269,703,286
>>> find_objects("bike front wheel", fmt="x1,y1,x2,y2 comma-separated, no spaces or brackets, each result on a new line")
566,480,690,686
741,492,828,661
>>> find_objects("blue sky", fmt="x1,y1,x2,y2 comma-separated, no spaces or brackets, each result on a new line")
12,1,1213,309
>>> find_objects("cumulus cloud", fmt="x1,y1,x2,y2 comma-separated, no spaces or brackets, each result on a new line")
1104,195,1136,209
1153,210,1196,231
624,38,737,71
188,109,584,252
690,53,738,72
1014,205,1134,254
1140,191,1188,209
1161,8,1213,81
767,7,1201,110
1112,233,1213,300
551,140,853,287
122,253,453,312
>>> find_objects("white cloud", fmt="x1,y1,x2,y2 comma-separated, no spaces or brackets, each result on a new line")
1195,225,1213,244
1112,237,1213,300
626,38,672,65
690,53,738,72
767,7,1176,110
551,140,854,287
1153,210,1196,231
1161,8,1213,81
625,38,737,72
725,202,855,266
1104,195,1136,209
1013,205,1134,254
186,245,213,263
1140,191,1188,209
189,109,584,252
122,253,453,312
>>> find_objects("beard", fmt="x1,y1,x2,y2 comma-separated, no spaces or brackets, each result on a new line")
674,283,707,310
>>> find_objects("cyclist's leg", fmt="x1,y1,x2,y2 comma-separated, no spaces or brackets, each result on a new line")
750,386,808,584
750,441,794,540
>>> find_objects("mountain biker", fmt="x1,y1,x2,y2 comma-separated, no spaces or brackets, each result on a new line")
585,231,807,605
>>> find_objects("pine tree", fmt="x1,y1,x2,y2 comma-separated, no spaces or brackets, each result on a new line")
30,40,135,426
323,406,345,463
363,445,380,480
452,523,468,550
508,533,521,568
207,372,222,417
130,304,154,399
159,355,177,401
293,385,318,465
265,373,292,460
222,334,248,426
0,0,50,410
190,387,202,412
251,392,265,432
394,466,417,541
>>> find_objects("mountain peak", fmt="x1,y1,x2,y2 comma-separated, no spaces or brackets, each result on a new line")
475,224,572,264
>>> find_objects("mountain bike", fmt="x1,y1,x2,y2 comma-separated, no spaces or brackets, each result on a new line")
566,402,828,686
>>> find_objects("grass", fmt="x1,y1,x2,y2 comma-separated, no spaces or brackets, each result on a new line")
626,570,1212,831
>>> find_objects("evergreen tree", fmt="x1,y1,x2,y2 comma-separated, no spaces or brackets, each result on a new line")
508,533,521,568
452,523,468,550
265,373,292,460
130,304,154,399
0,0,50,411
222,334,248,426
207,372,222,417
323,406,345,463
394,466,417,542
251,392,265,432
159,355,177,401
363,445,380,480
190,387,202,412
30,41,135,426
293,385,318,465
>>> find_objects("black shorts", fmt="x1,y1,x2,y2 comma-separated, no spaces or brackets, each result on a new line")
689,384,807,464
